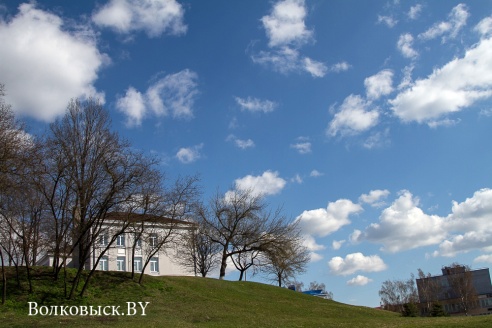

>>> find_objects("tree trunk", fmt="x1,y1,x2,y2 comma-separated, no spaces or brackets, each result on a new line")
219,247,228,280
1,249,6,305
238,270,244,281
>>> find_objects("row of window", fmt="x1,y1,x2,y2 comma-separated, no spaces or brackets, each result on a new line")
99,233,158,247
98,256,159,273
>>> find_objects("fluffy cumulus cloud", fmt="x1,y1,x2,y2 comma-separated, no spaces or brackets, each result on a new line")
474,254,492,264
419,4,469,42
330,61,351,73
253,0,328,78
295,199,363,237
433,188,492,257
92,0,186,37
0,3,108,121
116,69,199,126
234,96,277,113
233,170,287,196
390,35,492,124
260,0,312,48
359,189,390,207
347,275,373,286
364,70,394,100
358,191,446,253
303,234,325,262
328,253,387,276
175,143,203,164
397,33,418,59
327,95,379,137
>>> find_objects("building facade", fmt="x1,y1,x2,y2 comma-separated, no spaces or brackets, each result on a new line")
38,212,196,277
416,266,492,316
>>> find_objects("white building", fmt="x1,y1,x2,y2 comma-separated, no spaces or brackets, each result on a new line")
38,212,196,277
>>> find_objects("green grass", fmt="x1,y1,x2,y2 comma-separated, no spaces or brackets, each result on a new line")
1,267,491,327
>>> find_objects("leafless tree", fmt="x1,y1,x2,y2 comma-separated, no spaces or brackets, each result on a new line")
198,188,297,280
45,98,160,298
173,223,220,277
416,268,442,315
445,263,478,315
137,175,200,284
379,275,418,314
231,247,261,281
261,233,310,287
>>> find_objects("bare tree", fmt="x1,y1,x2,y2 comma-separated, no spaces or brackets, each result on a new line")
261,232,310,287
445,263,478,315
173,224,220,277
198,188,296,280
231,247,261,281
416,268,442,315
137,175,200,284
379,275,418,314
45,98,159,299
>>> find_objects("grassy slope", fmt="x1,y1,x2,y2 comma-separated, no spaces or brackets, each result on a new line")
0,267,491,327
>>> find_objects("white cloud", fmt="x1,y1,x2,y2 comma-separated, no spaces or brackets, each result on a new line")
390,36,492,123
303,235,326,252
226,135,255,149
233,170,287,196
291,174,303,184
363,128,391,149
359,190,446,253
408,4,423,20
116,87,146,126
235,96,277,113
290,140,311,154
261,0,313,48
254,0,326,78
433,188,492,257
328,253,387,276
359,189,390,207
295,199,363,237
310,170,324,177
252,47,327,78
303,57,328,78
365,70,394,100
116,69,199,126
349,229,362,244
330,61,351,73
377,15,397,28
418,4,469,42
92,0,186,37
397,33,418,59
474,254,492,264
332,240,345,250
347,275,373,286
327,95,379,137
0,3,108,122
475,16,492,37
175,143,203,164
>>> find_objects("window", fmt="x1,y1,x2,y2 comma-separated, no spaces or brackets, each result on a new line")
149,233,158,247
134,235,142,248
116,256,126,271
99,233,108,246
150,257,159,273
99,256,108,271
116,234,125,247
134,257,142,272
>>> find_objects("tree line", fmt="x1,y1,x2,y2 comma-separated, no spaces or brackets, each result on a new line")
0,84,309,304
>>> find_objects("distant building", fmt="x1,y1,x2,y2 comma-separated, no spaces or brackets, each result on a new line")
37,212,196,277
416,266,492,316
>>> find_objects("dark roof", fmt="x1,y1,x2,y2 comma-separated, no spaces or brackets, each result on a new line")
105,212,196,226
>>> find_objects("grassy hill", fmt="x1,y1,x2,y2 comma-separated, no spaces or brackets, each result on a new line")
0,267,491,327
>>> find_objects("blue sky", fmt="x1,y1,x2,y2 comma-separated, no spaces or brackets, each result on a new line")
2,0,492,307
